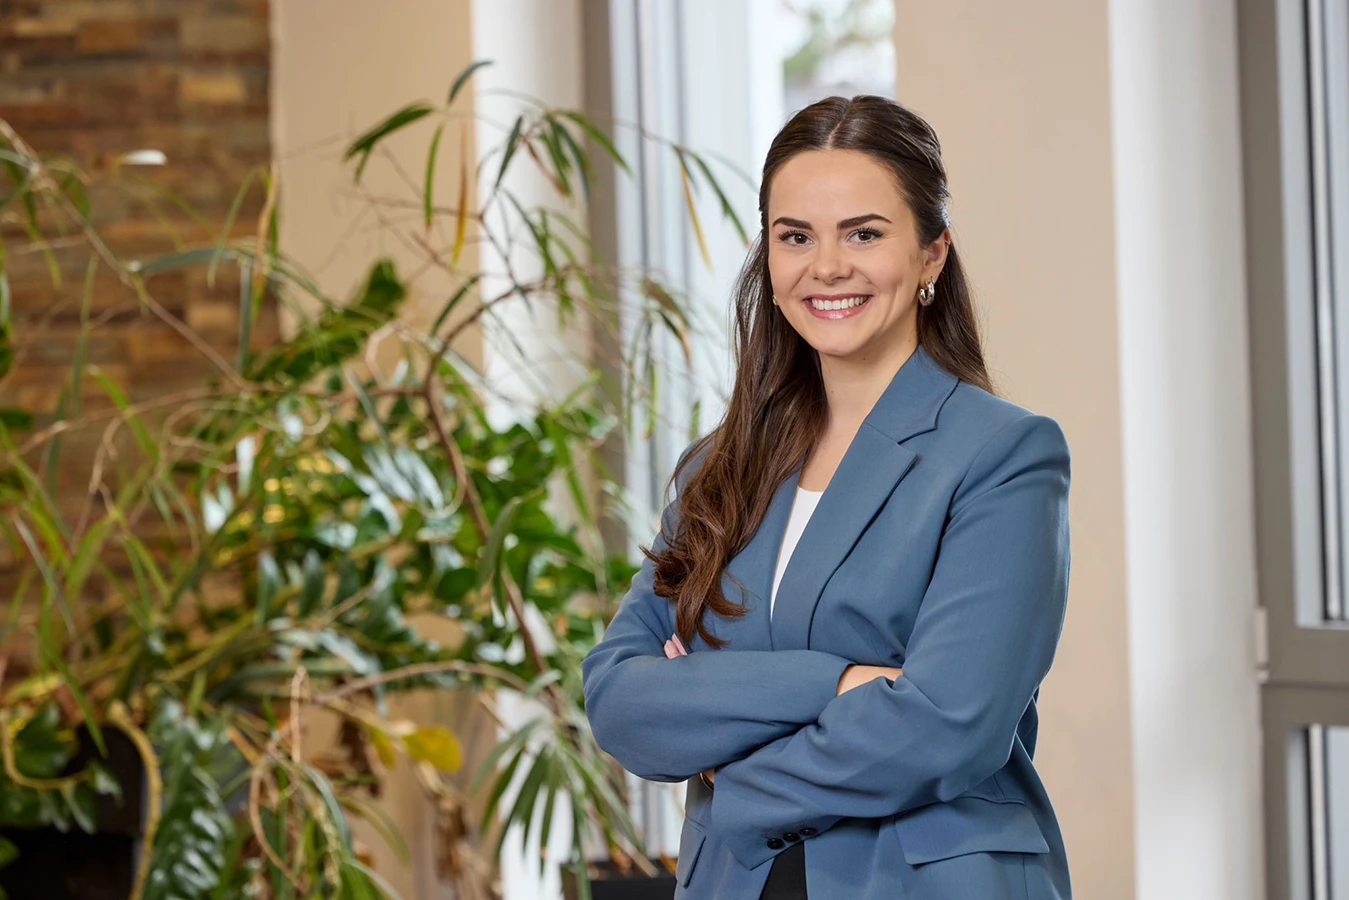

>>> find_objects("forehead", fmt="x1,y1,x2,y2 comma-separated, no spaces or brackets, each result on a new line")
767,149,907,217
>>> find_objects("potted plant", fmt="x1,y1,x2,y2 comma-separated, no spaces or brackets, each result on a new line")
0,61,741,898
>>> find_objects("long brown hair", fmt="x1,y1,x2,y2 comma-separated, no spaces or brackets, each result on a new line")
650,95,994,648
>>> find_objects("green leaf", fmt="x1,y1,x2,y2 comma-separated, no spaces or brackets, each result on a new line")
341,794,410,866
255,552,281,624
344,103,435,183
448,59,492,105
60,782,96,833
493,115,526,192
296,548,326,618
299,762,352,848
238,257,254,371
429,274,481,338
537,120,572,196
85,365,156,459
0,836,17,869
208,167,257,288
496,750,548,860
0,408,33,430
688,151,750,245
423,121,446,229
476,495,524,590
558,111,630,174
87,762,123,803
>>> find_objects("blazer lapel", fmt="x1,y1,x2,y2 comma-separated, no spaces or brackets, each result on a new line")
768,345,959,650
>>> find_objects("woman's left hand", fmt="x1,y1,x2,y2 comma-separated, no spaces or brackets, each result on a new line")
664,634,716,787
663,633,689,659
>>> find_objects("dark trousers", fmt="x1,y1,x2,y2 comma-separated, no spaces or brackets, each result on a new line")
758,841,807,900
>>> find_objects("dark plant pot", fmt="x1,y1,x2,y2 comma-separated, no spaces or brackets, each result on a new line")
0,726,145,900
561,859,679,900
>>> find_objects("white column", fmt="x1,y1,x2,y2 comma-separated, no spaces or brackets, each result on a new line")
1109,0,1265,897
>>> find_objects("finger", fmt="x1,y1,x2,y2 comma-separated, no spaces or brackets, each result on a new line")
671,634,688,656
664,640,678,659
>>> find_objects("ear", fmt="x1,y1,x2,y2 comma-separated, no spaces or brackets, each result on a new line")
920,228,952,282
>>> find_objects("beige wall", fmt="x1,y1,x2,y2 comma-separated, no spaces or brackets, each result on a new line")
272,0,481,368
271,2,488,898
895,3,1137,898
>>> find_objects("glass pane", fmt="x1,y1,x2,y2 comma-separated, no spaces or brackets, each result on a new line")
780,0,896,111
1329,726,1349,899
1313,0,1349,622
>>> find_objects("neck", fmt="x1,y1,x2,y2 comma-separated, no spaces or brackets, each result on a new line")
818,335,918,430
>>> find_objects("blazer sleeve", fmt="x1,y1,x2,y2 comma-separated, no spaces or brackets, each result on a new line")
582,445,853,783
707,414,1071,869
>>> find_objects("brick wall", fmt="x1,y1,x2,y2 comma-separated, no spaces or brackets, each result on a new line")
0,0,276,512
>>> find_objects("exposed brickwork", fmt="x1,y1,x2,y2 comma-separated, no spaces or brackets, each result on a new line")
0,0,276,516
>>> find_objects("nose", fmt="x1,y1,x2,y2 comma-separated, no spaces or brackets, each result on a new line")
811,239,851,284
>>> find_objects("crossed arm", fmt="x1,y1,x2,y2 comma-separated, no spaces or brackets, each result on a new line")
582,415,1071,868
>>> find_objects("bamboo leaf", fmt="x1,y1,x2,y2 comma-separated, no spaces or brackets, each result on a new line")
343,103,435,183
676,151,712,269
496,751,548,861
451,126,471,267
429,273,481,337
423,122,446,230
208,167,257,287
689,152,751,245
552,120,592,200
447,59,492,105
480,744,527,833
493,115,526,192
85,365,156,460
640,278,692,366
300,762,353,848
537,121,572,197
33,622,104,755
558,111,629,174
237,257,253,371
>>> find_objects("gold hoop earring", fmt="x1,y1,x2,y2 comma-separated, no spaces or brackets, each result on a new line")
918,280,936,307
771,294,779,307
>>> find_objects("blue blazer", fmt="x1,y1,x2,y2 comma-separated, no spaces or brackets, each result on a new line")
582,345,1073,899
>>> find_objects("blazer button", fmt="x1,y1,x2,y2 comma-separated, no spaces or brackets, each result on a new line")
783,832,801,842
799,827,817,837
766,838,785,850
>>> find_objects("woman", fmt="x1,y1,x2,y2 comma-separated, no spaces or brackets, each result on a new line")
582,95,1072,900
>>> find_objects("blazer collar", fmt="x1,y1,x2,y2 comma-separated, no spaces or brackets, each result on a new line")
742,344,958,650
858,342,960,445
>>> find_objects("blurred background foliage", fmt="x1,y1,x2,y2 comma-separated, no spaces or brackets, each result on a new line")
0,60,738,899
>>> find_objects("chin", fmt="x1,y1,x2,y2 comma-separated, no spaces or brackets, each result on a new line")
808,339,869,361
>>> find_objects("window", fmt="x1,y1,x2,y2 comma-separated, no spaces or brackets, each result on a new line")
1239,0,1349,896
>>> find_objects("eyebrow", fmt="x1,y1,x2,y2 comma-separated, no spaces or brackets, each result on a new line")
770,213,893,230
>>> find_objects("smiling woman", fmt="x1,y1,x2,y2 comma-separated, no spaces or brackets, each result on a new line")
583,95,1073,900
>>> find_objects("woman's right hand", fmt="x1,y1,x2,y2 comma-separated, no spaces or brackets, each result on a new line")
836,664,903,696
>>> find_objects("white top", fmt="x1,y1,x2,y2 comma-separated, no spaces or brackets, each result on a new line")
770,487,825,617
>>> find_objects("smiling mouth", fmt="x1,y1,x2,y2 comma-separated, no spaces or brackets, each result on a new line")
807,295,870,311
803,294,873,318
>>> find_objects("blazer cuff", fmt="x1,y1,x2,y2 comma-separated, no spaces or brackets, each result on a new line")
710,762,839,869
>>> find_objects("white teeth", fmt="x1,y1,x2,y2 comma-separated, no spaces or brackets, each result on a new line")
809,295,869,311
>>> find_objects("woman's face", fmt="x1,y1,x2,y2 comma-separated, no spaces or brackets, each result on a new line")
765,148,948,368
